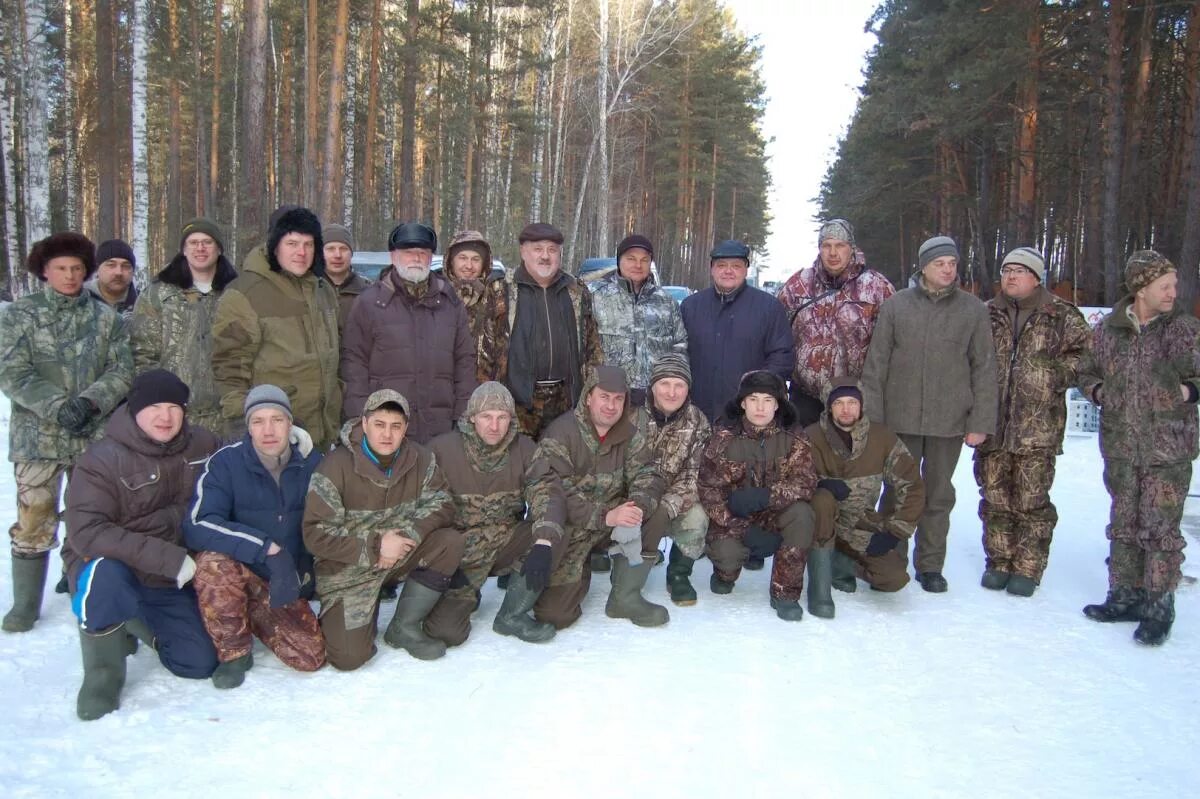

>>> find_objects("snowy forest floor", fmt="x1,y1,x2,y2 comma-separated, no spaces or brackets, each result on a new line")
0,396,1196,798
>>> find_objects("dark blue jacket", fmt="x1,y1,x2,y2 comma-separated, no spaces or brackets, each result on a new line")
184,435,321,591
680,283,794,423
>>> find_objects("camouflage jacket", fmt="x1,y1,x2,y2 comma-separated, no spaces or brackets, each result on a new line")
637,401,710,519
1077,298,1200,465
526,369,663,544
806,413,923,552
212,246,342,449
778,254,894,400
698,417,816,533
447,273,509,384
591,272,687,389
0,285,133,462
302,420,456,626
131,280,225,433
979,286,1091,455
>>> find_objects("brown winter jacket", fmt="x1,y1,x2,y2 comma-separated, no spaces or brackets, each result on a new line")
63,409,221,589
340,270,477,444
979,286,1092,455
332,272,372,337
861,279,997,438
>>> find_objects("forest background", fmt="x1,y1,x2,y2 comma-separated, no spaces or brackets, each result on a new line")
1,0,1197,306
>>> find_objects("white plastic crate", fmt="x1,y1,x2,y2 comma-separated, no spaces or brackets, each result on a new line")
1067,398,1099,433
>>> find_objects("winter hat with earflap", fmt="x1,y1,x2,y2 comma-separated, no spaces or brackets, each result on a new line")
724,370,796,428
1001,247,1045,282
1124,250,1175,296
26,232,97,281
266,207,325,277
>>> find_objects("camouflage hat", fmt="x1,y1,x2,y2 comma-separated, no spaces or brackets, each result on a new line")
362,389,410,418
649,353,692,388
466,381,515,419
1124,250,1175,295
818,219,855,247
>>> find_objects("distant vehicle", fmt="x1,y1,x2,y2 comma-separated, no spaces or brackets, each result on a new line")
662,285,692,303
351,251,505,282
761,280,782,296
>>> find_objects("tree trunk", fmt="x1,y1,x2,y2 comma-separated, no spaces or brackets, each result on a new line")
209,0,223,220
240,0,269,254
1013,1,1039,244
22,0,51,250
596,0,611,254
1178,37,1200,309
362,0,383,233
95,0,118,240
399,0,420,220
1100,0,1127,302
1121,0,1155,248
548,0,573,222
166,0,183,242
321,0,351,222
130,0,149,279
303,0,319,208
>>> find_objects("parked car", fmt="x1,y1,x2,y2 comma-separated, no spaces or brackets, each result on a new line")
578,256,662,288
351,251,505,282
662,285,692,303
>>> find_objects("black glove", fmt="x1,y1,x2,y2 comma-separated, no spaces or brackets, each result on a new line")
728,487,771,518
865,532,902,557
817,478,851,502
449,568,472,589
56,397,98,434
520,544,553,593
265,551,301,608
743,525,782,559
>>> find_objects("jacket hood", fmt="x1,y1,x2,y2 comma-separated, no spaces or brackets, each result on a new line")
445,230,493,281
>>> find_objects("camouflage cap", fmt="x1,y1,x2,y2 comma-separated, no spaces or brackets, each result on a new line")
363,389,410,418
466,381,515,419
1124,250,1175,295
818,219,855,247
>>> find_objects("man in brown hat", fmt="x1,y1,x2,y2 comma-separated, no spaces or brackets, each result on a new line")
501,222,603,438
322,223,370,335
1078,250,1200,646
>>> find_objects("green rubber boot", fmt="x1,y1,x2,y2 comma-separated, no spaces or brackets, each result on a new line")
666,544,698,606
831,549,858,593
3,552,49,633
806,546,836,619
77,625,129,721
605,555,669,627
384,581,448,660
492,574,556,643
211,652,254,689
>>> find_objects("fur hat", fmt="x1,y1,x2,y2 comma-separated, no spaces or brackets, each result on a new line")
649,353,692,389
1124,250,1175,296
26,232,97,281
724,370,796,428
266,207,326,277
127,369,190,416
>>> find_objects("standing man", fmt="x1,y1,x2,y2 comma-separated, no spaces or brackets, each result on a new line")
340,222,476,444
212,207,342,450
975,247,1091,597
591,234,687,405
680,240,793,423
131,217,238,435
1078,251,1200,646
0,232,133,633
87,239,139,320
443,230,508,384
862,235,996,593
322,223,370,335
502,222,604,438
778,219,895,426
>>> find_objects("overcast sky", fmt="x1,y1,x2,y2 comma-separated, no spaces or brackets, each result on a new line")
726,0,880,281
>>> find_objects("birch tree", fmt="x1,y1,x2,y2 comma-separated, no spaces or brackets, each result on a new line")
130,0,149,281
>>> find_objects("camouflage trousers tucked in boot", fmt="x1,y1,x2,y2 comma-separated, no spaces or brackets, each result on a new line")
1134,592,1174,646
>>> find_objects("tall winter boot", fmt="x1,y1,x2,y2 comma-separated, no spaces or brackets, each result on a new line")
492,574,556,643
77,624,129,721
831,549,858,593
806,546,836,619
383,581,449,660
605,555,669,627
665,544,698,606
1083,586,1143,623
2,551,49,633
1134,592,1174,646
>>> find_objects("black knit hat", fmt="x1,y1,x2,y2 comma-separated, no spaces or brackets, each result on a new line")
724,370,796,427
266,207,326,277
26,232,97,281
127,369,190,417
96,239,136,270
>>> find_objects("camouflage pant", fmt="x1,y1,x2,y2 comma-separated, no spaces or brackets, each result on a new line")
423,522,534,646
974,450,1058,581
9,460,70,555
1102,459,1189,593
514,382,572,440
193,552,325,671
706,501,816,601
813,490,909,590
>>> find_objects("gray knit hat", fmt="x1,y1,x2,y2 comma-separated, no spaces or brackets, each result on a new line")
244,384,292,425
818,219,855,247
466,381,516,419
649,353,692,388
918,236,959,269
323,224,355,251
1001,246,1045,282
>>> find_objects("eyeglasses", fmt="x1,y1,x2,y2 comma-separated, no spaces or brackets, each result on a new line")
1000,265,1033,276
186,238,216,250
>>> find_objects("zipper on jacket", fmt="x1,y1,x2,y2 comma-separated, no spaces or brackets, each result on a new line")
542,285,554,378
1000,307,1038,450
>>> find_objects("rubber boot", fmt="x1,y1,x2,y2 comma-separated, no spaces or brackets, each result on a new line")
3,551,49,633
710,573,735,594
665,544,698,606
605,555,669,627
770,597,804,621
1005,574,1037,597
383,581,448,660
492,574,556,643
831,549,857,593
1134,592,1174,646
806,546,835,619
980,569,1010,591
77,624,128,721
211,652,254,689
1083,586,1143,623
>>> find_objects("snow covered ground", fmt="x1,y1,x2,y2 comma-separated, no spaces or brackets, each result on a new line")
0,396,1197,798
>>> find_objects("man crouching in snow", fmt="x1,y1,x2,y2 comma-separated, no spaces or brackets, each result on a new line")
184,385,326,689
302,390,464,670
65,370,221,721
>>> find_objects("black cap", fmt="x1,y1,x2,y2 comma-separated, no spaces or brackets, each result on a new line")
388,222,438,252
710,239,751,262
616,234,654,260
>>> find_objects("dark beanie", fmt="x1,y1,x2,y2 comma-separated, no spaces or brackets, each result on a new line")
918,236,958,269
826,382,863,407
179,218,225,254
616,234,654,260
519,222,564,245
127,369,190,416
96,239,136,269
26,232,97,280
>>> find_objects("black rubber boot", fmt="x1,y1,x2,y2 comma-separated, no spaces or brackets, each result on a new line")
212,652,254,689
806,546,835,619
606,555,669,627
496,573,511,590
980,569,1010,591
3,552,49,633
1134,592,1174,646
710,573,735,595
492,574,556,643
1083,586,1143,623
666,544,698,606
77,625,129,721
770,597,804,622
916,572,948,593
384,581,448,660
1006,574,1037,597
831,549,857,593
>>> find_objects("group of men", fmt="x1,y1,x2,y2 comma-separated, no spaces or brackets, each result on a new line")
0,207,1195,723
